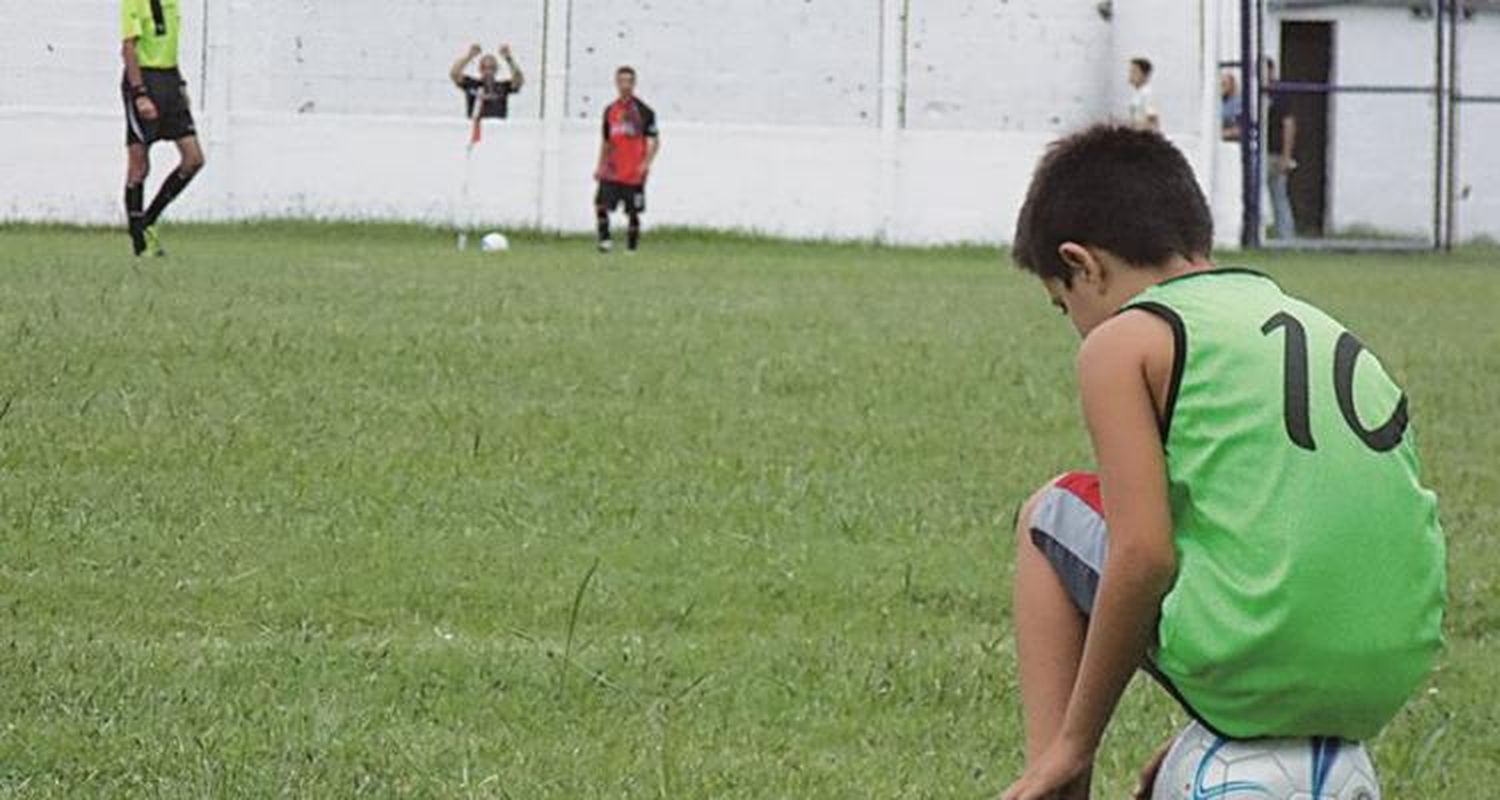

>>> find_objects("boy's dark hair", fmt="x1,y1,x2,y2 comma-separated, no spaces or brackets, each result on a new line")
1013,124,1213,285
617,65,637,77
1131,57,1153,77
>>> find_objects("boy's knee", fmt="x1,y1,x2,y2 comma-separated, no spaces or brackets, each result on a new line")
181,154,205,177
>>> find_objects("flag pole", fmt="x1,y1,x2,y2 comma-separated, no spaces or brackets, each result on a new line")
456,91,484,250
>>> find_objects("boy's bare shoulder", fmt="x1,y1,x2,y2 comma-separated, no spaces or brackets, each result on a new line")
1077,308,1178,418
1077,308,1176,373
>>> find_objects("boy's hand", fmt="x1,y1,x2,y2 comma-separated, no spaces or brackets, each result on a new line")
467,43,483,58
999,738,1092,800
134,94,159,121
1131,737,1174,799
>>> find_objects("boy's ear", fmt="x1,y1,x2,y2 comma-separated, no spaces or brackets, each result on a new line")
1057,242,1105,288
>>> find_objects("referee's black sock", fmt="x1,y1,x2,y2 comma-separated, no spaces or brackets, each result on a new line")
125,183,146,255
626,213,641,251
143,168,197,228
596,208,611,242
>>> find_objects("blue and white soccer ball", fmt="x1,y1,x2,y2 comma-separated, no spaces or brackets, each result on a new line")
1151,721,1380,800
479,231,510,252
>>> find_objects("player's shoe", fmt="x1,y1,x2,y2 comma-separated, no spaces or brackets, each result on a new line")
143,225,165,257
129,222,148,256
597,239,614,253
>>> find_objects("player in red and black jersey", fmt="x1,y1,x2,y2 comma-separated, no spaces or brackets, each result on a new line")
594,66,659,253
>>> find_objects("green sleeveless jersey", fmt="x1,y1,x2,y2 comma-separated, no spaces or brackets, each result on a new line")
1123,269,1444,741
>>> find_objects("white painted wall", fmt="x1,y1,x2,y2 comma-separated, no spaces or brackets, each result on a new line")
1453,12,1500,242
3,1,1489,244
903,3,1113,132
566,0,881,127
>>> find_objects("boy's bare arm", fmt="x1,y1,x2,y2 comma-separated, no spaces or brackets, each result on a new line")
1001,311,1179,800
122,37,143,88
122,38,158,121
595,113,612,179
451,43,480,87
596,140,611,178
1063,311,1178,751
500,44,523,90
644,136,660,177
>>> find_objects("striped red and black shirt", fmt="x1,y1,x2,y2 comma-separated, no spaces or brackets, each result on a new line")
599,97,658,186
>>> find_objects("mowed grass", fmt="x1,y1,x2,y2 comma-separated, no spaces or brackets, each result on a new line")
0,222,1495,798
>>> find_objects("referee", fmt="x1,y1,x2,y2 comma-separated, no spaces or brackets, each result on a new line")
121,0,205,257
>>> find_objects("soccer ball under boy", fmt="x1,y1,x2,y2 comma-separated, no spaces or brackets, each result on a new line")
480,232,510,252
1152,721,1380,799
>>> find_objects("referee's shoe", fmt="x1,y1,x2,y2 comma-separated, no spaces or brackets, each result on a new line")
142,225,165,257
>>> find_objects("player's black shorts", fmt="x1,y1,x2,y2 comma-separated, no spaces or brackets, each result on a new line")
596,180,646,214
123,68,197,146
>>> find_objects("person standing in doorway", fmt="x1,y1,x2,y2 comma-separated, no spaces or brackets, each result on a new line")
121,0,206,257
1220,70,1243,140
1127,58,1160,132
1264,58,1298,240
594,66,659,254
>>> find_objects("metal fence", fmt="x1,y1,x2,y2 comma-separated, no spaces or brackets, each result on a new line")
1237,0,1493,250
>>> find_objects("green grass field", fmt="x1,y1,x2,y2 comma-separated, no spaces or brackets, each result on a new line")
1,223,1495,798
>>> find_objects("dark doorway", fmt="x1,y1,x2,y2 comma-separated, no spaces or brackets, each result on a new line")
1279,21,1333,237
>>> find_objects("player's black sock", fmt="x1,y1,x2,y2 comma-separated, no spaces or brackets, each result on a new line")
596,208,611,242
143,168,197,227
627,213,641,250
126,183,146,255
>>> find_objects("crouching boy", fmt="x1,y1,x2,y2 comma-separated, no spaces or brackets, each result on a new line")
999,125,1445,800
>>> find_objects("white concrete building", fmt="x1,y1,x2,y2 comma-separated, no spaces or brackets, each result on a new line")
1261,0,1500,243
1,1,1495,245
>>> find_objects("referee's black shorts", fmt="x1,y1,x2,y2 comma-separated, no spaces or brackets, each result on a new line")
122,68,197,146
595,180,647,214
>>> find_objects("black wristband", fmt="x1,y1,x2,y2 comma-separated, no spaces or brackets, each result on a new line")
130,84,148,99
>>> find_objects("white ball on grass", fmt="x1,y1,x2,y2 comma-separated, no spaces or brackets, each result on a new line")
1151,720,1380,799
480,232,510,253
